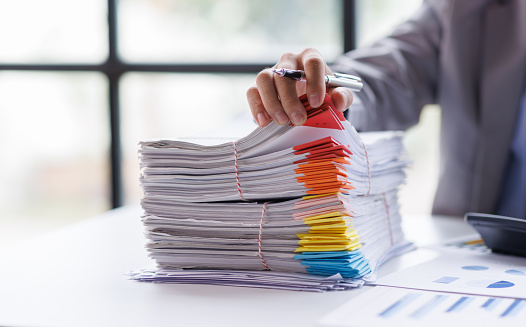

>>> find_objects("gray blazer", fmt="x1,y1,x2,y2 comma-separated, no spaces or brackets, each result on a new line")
332,0,526,216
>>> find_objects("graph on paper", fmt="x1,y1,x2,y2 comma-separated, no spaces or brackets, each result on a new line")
319,286,526,327
375,250,526,299
377,291,525,319
320,237,526,326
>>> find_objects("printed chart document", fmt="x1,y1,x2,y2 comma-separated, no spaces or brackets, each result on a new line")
375,244,526,299
318,285,526,327
320,236,526,325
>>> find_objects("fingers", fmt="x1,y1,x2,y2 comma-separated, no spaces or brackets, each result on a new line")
327,87,354,112
246,85,271,127
301,48,329,108
246,48,334,127
254,68,291,125
272,52,307,125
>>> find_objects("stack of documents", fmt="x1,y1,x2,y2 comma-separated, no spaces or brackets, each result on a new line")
131,94,411,291
129,269,366,292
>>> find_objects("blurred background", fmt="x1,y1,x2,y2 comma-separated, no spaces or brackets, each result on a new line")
0,0,437,245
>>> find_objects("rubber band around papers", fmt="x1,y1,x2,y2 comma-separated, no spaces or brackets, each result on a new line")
382,192,394,246
359,138,372,196
233,141,269,269
232,141,247,201
258,202,270,270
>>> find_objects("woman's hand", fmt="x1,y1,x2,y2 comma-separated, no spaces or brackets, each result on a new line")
246,48,354,127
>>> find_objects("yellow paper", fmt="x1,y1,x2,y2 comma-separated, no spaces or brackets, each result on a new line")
296,230,359,239
295,242,362,252
303,216,351,225
297,235,360,245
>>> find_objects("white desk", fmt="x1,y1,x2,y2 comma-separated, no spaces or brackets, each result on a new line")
0,206,476,327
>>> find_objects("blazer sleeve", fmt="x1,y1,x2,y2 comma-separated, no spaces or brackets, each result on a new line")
331,0,442,131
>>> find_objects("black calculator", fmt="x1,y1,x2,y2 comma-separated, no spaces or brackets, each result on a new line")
465,212,526,257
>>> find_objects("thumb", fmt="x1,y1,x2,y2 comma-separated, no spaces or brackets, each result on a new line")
327,87,353,112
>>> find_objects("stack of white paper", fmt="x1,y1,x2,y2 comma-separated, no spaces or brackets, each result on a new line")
131,94,411,291
140,126,407,202
129,269,365,292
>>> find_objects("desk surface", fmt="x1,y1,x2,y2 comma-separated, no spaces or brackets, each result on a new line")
0,206,476,327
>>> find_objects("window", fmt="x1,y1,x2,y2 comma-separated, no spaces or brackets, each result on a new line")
0,0,432,244
0,0,352,244
118,0,343,63
0,72,109,244
117,0,348,206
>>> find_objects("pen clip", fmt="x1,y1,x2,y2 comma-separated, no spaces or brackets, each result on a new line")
332,72,362,83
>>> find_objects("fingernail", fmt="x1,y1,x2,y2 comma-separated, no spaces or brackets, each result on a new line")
291,112,306,126
275,111,289,125
309,94,320,107
256,113,268,126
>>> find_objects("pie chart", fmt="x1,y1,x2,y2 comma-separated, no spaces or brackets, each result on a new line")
461,265,489,271
467,279,515,289
487,280,515,288
505,269,526,276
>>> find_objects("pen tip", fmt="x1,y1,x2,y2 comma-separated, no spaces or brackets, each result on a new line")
272,68,284,76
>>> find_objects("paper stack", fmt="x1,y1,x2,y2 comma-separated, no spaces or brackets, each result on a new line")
131,94,412,292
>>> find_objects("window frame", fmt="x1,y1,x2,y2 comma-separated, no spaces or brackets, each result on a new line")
0,0,356,209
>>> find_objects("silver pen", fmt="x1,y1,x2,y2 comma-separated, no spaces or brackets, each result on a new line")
272,68,363,92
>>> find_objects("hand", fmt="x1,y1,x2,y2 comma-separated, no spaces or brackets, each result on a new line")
246,48,354,127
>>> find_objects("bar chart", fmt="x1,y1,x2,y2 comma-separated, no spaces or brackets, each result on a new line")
319,286,526,327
